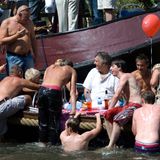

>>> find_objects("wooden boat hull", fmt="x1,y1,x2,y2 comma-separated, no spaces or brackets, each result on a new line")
34,9,160,70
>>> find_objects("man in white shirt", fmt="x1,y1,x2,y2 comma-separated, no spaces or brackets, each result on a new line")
83,51,119,102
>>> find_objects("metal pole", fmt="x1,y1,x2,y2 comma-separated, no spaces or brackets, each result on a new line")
40,34,48,69
150,38,153,69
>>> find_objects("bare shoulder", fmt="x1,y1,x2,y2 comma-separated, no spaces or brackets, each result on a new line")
152,68,159,75
1,17,12,26
64,65,76,73
120,73,129,81
131,70,138,75
47,64,56,70
80,131,92,140
133,107,141,114
153,105,160,111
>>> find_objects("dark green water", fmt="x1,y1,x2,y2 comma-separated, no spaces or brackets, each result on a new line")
0,143,159,160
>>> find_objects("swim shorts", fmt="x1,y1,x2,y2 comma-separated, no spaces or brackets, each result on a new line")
104,102,141,125
113,103,141,126
6,50,34,75
135,141,160,154
37,86,62,145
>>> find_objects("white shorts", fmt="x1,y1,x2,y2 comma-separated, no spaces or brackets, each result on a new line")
98,0,117,10
0,95,25,136
0,95,25,119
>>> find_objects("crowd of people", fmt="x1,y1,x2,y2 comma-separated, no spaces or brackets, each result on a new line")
0,51,159,154
0,2,159,155
0,0,158,34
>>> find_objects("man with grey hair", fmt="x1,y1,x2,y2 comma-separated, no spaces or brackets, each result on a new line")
0,5,37,75
25,68,41,84
83,51,119,102
0,65,39,138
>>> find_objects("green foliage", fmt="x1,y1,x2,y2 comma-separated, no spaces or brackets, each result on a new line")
115,0,144,11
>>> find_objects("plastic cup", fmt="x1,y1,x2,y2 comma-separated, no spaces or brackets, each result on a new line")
105,99,109,109
87,101,92,110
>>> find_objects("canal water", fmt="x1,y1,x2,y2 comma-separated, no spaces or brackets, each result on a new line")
0,142,159,160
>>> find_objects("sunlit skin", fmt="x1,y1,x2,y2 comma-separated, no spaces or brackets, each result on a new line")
132,59,151,93
105,61,141,149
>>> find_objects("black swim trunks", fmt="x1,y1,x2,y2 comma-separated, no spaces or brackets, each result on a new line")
37,86,62,145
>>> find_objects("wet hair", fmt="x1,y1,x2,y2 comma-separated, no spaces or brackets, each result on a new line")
10,65,23,76
25,68,40,81
136,54,149,65
66,117,80,132
55,59,73,67
111,59,127,72
141,91,155,104
95,51,112,65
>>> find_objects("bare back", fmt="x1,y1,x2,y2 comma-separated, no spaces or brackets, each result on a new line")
132,105,160,143
61,133,90,152
0,76,39,100
43,64,76,88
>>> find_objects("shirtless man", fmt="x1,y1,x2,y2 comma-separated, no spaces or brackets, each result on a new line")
0,5,37,75
103,59,142,149
132,54,151,93
60,113,102,152
37,59,77,146
132,91,160,153
0,65,40,136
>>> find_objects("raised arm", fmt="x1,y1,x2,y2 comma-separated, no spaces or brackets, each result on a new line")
150,69,159,94
81,113,102,141
69,68,77,114
108,75,127,109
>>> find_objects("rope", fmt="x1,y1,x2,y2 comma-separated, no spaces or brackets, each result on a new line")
20,118,38,127
80,122,96,130
9,117,130,131
8,117,38,127
9,117,98,130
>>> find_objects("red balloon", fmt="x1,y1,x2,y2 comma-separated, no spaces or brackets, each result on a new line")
142,14,160,38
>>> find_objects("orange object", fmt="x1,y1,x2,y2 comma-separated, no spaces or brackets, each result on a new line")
105,99,109,109
86,101,92,110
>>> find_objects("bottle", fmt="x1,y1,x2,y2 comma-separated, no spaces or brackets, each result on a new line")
97,97,102,105
85,91,92,110
85,91,91,102
97,97,102,110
